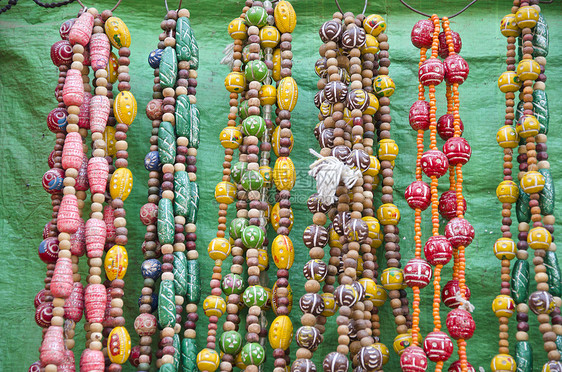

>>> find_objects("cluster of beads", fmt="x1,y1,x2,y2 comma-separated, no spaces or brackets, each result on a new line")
497,1,561,371
135,6,200,372
401,14,474,372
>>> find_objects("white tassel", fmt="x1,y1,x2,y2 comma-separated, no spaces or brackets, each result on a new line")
455,293,475,313
479,367,486,372
220,42,235,69
308,149,361,205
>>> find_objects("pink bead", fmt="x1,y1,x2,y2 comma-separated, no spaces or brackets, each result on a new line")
419,58,445,86
409,100,430,131
58,194,80,234
40,325,65,366
84,284,107,323
70,218,86,256
89,33,110,71
446,308,475,340
59,18,75,40
421,150,449,178
140,203,158,225
85,218,107,258
403,258,432,288
75,153,89,192
89,95,110,133
62,69,84,107
411,19,434,49
64,282,84,322
59,350,76,372
423,331,453,362
87,157,109,194
43,222,52,240
134,313,157,336
437,114,463,141
48,150,56,168
62,132,84,170
444,55,469,84
51,257,73,298
68,12,94,46
35,301,53,328
80,348,105,372
28,361,41,372
443,137,471,165
438,31,462,58
104,206,116,242
442,280,472,308
438,190,466,220
79,92,92,129
448,360,475,372
400,346,428,372
405,181,431,211
42,168,65,194
424,235,453,266
39,237,59,264
35,288,47,308
445,217,474,248
50,40,73,67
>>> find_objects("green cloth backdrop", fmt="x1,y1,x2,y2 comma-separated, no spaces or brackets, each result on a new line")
1,0,562,370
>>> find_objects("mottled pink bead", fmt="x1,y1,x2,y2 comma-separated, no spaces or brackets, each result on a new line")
75,154,90,192
104,206,116,242
419,58,445,86
442,280,471,308
134,313,157,336
35,302,53,328
424,235,453,266
63,282,84,322
139,203,158,225
62,132,84,170
404,180,431,211
70,218,86,256
420,149,449,178
51,40,73,67
410,19,434,49
445,217,474,248
62,69,84,107
438,31,462,58
400,346,428,372
403,258,432,288
59,350,76,372
446,308,475,340
423,331,453,362
409,100,430,131
84,284,107,323
68,12,94,46
444,54,469,84
89,33,110,71
51,257,74,298
40,325,65,366
85,218,107,258
79,92,92,129
89,95,110,133
79,348,105,372
437,114,463,140
57,194,80,234
87,157,109,194
438,190,466,220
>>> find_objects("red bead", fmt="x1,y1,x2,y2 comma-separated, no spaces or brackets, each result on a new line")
438,190,466,221
64,282,84,322
403,258,432,288
38,237,60,264
423,331,453,362
421,150,449,177
448,360,475,372
35,289,47,308
444,55,469,84
47,107,68,133
405,181,431,211
411,19,434,49
438,31,462,58
400,346,428,372
445,218,474,248
51,40,73,67
443,137,471,165
139,203,158,225
424,235,453,266
446,308,475,340
409,100,430,131
437,114,463,140
35,301,53,328
419,59,445,86
442,280,472,309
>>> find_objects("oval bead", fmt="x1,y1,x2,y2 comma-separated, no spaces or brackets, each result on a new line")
107,326,131,364
158,279,176,328
158,198,175,245
63,69,84,107
272,234,295,269
545,251,561,297
104,16,131,48
515,341,533,372
174,170,190,218
159,46,178,89
274,1,297,33
272,48,281,81
106,52,119,84
114,90,137,125
69,12,94,46
104,244,128,281
539,168,555,215
84,284,107,323
186,259,201,304
109,168,133,201
268,315,293,350
173,252,188,297
273,157,296,191
89,33,110,71
277,77,298,111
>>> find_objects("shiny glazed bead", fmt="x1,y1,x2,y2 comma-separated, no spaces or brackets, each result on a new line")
378,138,398,161
527,226,552,250
260,25,280,48
219,330,243,355
228,18,247,39
449,360,476,372
222,273,245,295
214,181,236,203
107,326,131,364
364,14,386,36
51,40,72,67
207,237,231,260
492,295,515,318
104,244,128,281
520,170,545,194
497,71,520,93
500,14,520,37
141,258,161,280
400,346,428,372
269,315,293,350
47,107,68,133
423,331,453,362
381,267,405,290
405,180,431,211
277,77,298,111
496,180,519,203
377,203,400,225
109,168,133,201
274,0,297,33
496,125,519,148
410,19,433,48
516,115,540,138
437,114,463,140
322,352,348,372
419,58,445,86
421,149,449,177
445,217,474,248
196,348,220,372
219,126,243,149
371,285,387,307
409,100,430,131
320,292,338,316
444,55,469,84
393,331,413,355
373,75,395,97
242,225,265,249
245,60,268,82
516,58,540,81
272,234,295,269
114,91,137,125
334,284,359,307
104,16,131,48
490,354,516,372
259,84,276,106
443,137,471,165
424,235,453,266
243,285,269,308
241,169,264,191
358,345,383,370
42,168,65,194
241,342,265,366
446,308,475,339
442,280,471,308
224,71,246,93
528,290,556,314
361,34,380,55
273,156,296,190
203,295,227,317
404,258,432,288
364,154,381,176
515,6,539,28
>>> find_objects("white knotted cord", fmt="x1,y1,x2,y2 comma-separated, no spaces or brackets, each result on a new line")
455,293,475,313
308,149,362,205
220,42,235,68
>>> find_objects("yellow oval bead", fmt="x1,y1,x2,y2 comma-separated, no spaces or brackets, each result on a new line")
113,91,137,125
363,216,382,249
109,168,133,201
228,18,248,40
272,48,281,82
203,295,227,317
268,315,293,350
521,171,545,194
492,295,515,318
274,1,297,33
277,77,298,111
377,203,400,225
259,84,277,106
358,278,378,299
107,326,131,364
364,92,380,116
104,17,131,48
516,58,540,81
515,6,539,28
106,52,119,84
494,238,516,260
361,34,380,55
373,75,395,97
197,348,220,372
320,292,338,317
497,71,521,93
257,248,269,271
363,14,386,36
219,126,243,149
208,238,231,261
272,125,293,157
371,285,387,307
378,139,398,161
500,14,520,37
259,25,280,48
393,332,413,355
103,125,117,156
491,353,516,372
496,125,519,148
214,181,237,204
225,71,246,93
528,226,552,250
259,165,272,187
328,226,343,249
104,244,128,281
496,180,519,203
272,235,294,269
364,155,380,177
273,157,296,191
516,115,540,138
381,267,405,290
271,202,293,232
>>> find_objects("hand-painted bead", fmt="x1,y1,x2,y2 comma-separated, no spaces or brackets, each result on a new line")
496,125,519,148
320,292,338,316
373,75,395,97
208,237,231,260
63,69,84,107
114,91,137,125
89,95,110,133
203,295,227,317
158,279,176,327
303,259,327,282
423,331,453,362
70,218,85,256
176,16,194,61
272,234,295,269
63,282,84,322
363,14,386,36
214,181,236,204
409,100,430,131
103,125,117,156
173,251,188,297
228,17,247,39
357,345,383,371
323,352,348,372
47,107,68,133
358,277,378,300
493,238,516,260
274,0,297,33
139,203,158,226
57,194,80,233
424,235,453,266
35,302,53,328
109,168,133,201
361,34,380,55
437,114,463,140
78,92,91,129
400,346,428,372
533,13,549,58
449,360,476,372
497,71,520,93
381,267,405,290
296,325,322,351
520,170,545,194
529,290,556,315
377,203,400,225
411,19,433,48
84,283,107,322
334,284,358,307
243,285,269,308
80,349,104,372
148,48,163,69
515,6,539,28
445,217,474,248
159,46,178,89
219,330,243,355
59,18,75,40
273,156,296,190
496,180,519,203
443,137,471,165
260,25,280,48
438,30,462,58
104,16,131,48
104,244,128,281
85,218,106,258
516,114,540,138
87,157,108,194
141,258,161,280
527,226,552,250
242,225,265,249
106,51,119,84
40,326,65,365
42,168,65,195
404,258,432,288
222,273,245,296
492,294,515,318
405,181,431,211
444,54,469,84
219,126,243,149
378,138,398,161
341,25,366,49
134,313,157,337
500,14,520,37
442,280,471,308
419,58,445,86
89,33,110,71
490,354,517,372
68,12,93,46
539,168,554,215
196,348,220,372
277,77,298,111
421,149,449,177
107,326,131,364
51,40,72,66
158,198,174,245
446,308,475,339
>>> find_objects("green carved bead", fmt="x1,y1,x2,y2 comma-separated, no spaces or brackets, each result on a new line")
219,331,243,355
173,252,188,297
158,279,176,328
159,46,178,89
539,168,554,215
241,169,264,191
242,285,268,308
516,186,531,223
176,17,193,62
181,338,198,372
173,333,181,371
516,90,549,134
242,225,265,249
533,13,549,58
242,115,266,138
188,104,200,148
545,251,561,297
186,259,201,304
245,6,268,27
244,60,268,82
187,182,199,224
511,259,530,304
158,198,175,245
174,170,190,218
222,273,245,296
175,94,191,138
240,342,265,366
515,340,533,372
557,335,562,355
159,363,175,372
158,121,177,165
188,25,199,70
231,162,248,184
229,217,249,240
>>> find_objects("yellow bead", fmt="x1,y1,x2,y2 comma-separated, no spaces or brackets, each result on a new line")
364,93,380,116
257,248,269,271
358,278,378,299
378,139,398,161
277,77,298,111
259,165,272,187
377,203,400,225
496,125,519,148
273,157,295,191
107,326,131,364
113,91,137,125
208,237,231,260
259,84,277,106
527,227,552,250
197,348,220,372
520,171,545,194
362,216,382,248
393,331,412,355
203,296,227,317
363,14,386,36
516,59,540,81
356,256,364,276
214,181,236,204
270,202,293,232
320,101,333,117
516,115,540,138
328,226,343,249
497,71,521,93
500,14,520,37
496,180,519,203
515,6,539,28
272,125,293,157
103,125,117,156
106,52,119,84
219,126,243,149
224,71,246,93
361,34,380,55
272,48,281,82
492,295,515,318
320,292,338,317
109,168,133,201
274,1,297,33
371,285,387,307
228,18,247,40
271,235,295,269
491,353,517,372
373,75,395,97
381,267,405,290
372,343,390,365
494,238,516,260
364,155,380,177
104,17,131,48
234,351,247,370
259,26,280,48
104,245,128,281
268,315,293,350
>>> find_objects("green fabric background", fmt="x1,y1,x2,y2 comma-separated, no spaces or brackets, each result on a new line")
1,0,562,370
